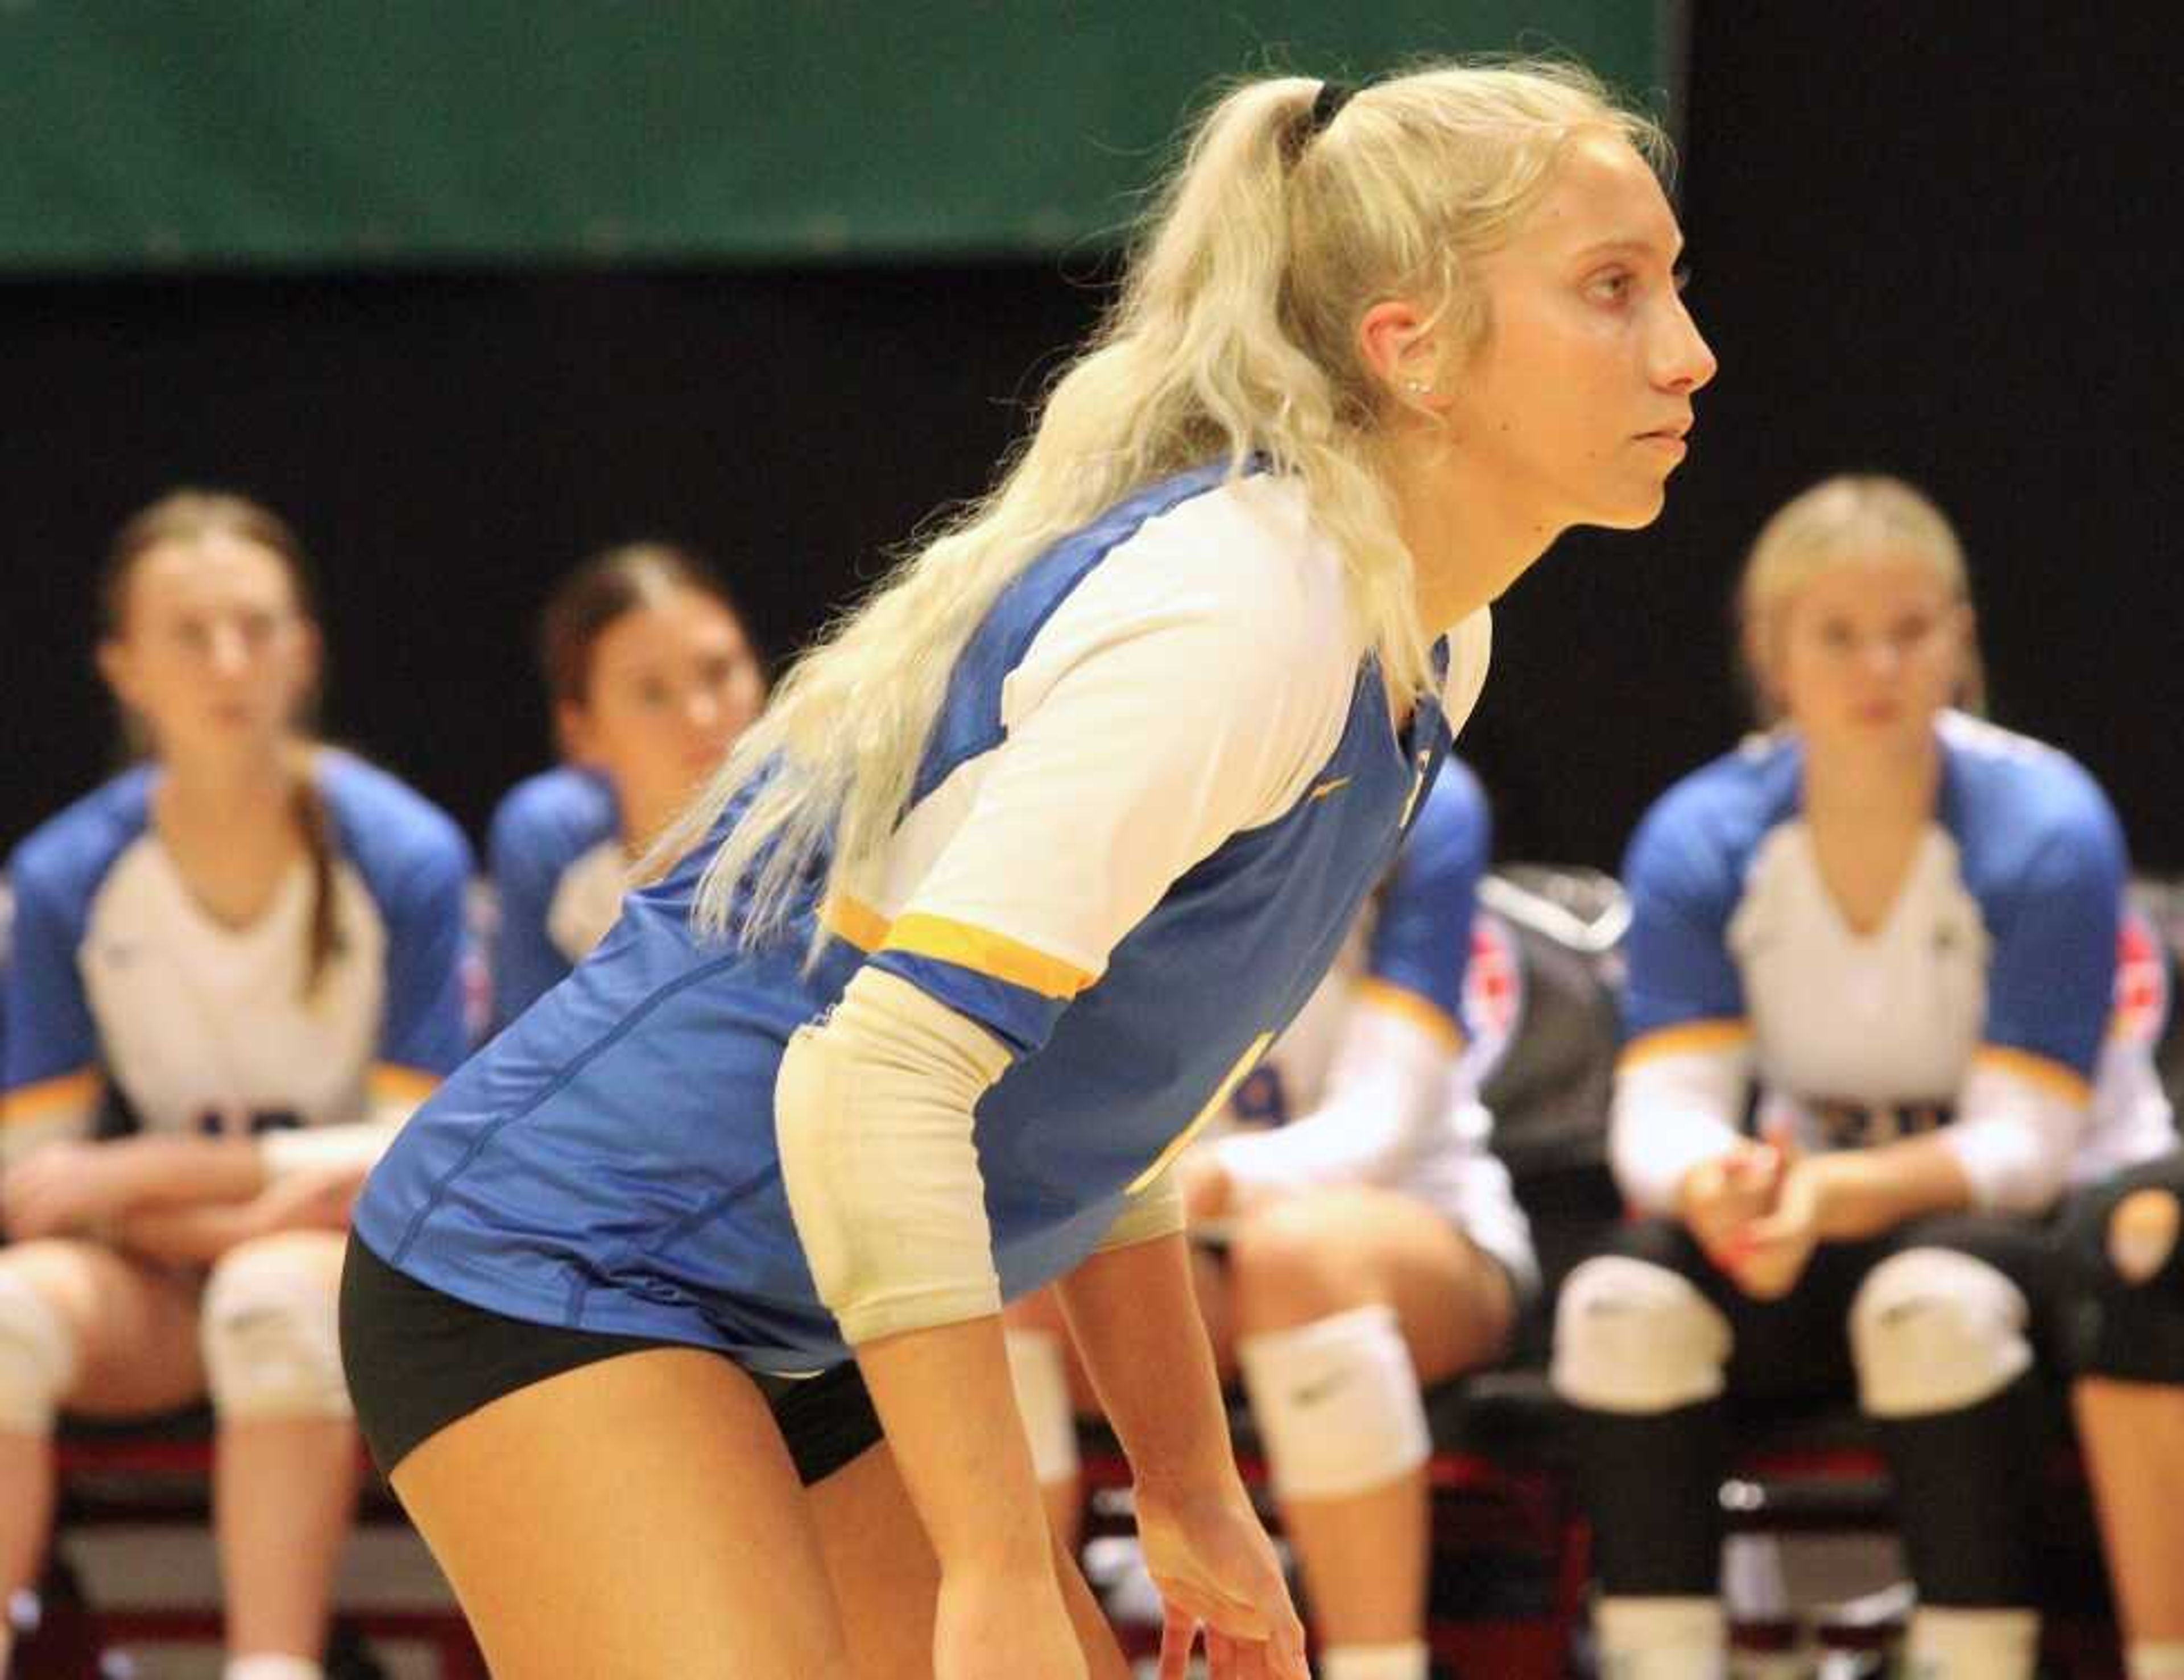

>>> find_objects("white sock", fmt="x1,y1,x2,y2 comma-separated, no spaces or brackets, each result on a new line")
1594,1596,1726,1680
1906,1607,2038,1679
2130,1642,2184,1679
1321,1639,1430,1680
224,1656,324,1680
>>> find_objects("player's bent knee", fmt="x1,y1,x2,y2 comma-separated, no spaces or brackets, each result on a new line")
1550,1255,1731,1414
1850,1247,2031,1418
201,1239,352,1421
1003,1327,1081,1485
2105,1186,2181,1285
1236,1302,1428,1500
0,1265,81,1434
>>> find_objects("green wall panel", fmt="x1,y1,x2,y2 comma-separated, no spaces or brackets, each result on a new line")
0,3,1673,270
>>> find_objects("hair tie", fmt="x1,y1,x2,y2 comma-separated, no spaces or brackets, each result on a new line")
1308,80,1355,137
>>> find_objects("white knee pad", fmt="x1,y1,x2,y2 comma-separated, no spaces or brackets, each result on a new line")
1002,1327,1080,1486
200,1245,352,1422
1850,1248,2032,1419
1551,1256,1732,1414
0,1268,79,1434
1236,1304,1429,1501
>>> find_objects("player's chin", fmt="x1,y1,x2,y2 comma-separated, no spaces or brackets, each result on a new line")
1587,482,1673,531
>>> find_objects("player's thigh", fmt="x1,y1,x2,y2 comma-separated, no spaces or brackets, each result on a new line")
1,1238,205,1417
810,1437,1130,1680
390,1346,850,1679
1228,1185,1512,1382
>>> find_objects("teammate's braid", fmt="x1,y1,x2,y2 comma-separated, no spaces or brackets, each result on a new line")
291,773,343,1003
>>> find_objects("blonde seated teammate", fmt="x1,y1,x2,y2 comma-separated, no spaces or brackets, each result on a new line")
0,492,471,1680
1006,759,1534,1680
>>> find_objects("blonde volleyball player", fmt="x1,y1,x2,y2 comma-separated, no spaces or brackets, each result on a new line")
1550,477,2174,1680
488,543,766,1027
1005,758,1532,1680
341,61,1713,1680
0,492,472,1680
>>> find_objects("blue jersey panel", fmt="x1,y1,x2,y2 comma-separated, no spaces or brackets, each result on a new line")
1363,759,1489,1032
324,754,475,1078
1620,740,1800,1042
2,771,151,1093
1937,732,2125,1080
487,767,619,1027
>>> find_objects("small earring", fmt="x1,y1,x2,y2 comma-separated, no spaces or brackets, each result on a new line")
1403,378,1433,397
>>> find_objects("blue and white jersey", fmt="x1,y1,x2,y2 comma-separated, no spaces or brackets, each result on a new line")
1209,761,1539,1295
357,464,1493,1369
1610,713,2174,1215
1,752,473,1164
487,766,627,1028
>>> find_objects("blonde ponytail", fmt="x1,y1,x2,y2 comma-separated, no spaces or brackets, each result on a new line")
647,57,1665,952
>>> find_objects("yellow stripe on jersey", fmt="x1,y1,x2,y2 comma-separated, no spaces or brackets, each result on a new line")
1,1069,101,1127
883,913,1094,1000
1619,1019,1752,1070
1130,1032,1276,1194
1973,1044,2094,1107
369,1064,442,1108
820,894,892,954
1353,977,1465,1053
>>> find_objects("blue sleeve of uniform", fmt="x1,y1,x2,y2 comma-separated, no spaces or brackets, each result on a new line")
1619,790,1749,1045
2,852,101,1095
1363,762,1488,1040
488,792,574,1028
375,825,475,1079
1975,804,2124,1083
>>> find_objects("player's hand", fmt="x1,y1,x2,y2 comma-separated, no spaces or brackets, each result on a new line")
933,1561,1089,1680
1676,1140,1784,1272
1,1141,135,1239
242,1164,365,1236
1728,1137,1826,1301
1138,1472,1309,1679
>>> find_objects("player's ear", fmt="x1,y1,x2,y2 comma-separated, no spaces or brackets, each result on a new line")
557,699,602,767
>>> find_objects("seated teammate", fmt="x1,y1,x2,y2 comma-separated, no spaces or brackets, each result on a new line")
1549,475,2174,1680
0,491,471,1680
1005,759,1532,1680
487,543,766,1027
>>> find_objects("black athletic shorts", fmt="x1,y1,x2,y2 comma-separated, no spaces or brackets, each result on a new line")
338,1233,884,1484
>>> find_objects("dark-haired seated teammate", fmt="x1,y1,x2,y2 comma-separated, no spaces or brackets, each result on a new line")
1550,477,2173,1680
340,59,1712,1680
1007,760,1531,1680
489,543,766,1028
0,493,470,1680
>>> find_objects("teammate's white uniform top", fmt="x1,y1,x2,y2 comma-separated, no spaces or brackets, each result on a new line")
1206,760,1538,1296
1612,712,2175,1216
486,765,625,1028
358,464,1496,1369
1,751,474,1164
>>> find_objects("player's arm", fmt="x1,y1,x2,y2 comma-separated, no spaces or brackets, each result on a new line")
1053,1216,1234,1493
1608,798,1761,1219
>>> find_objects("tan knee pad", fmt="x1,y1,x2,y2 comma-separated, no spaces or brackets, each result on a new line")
200,1243,352,1422
1850,1248,2032,1419
0,1267,78,1434
1552,1255,1732,1414
1003,1327,1081,1486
